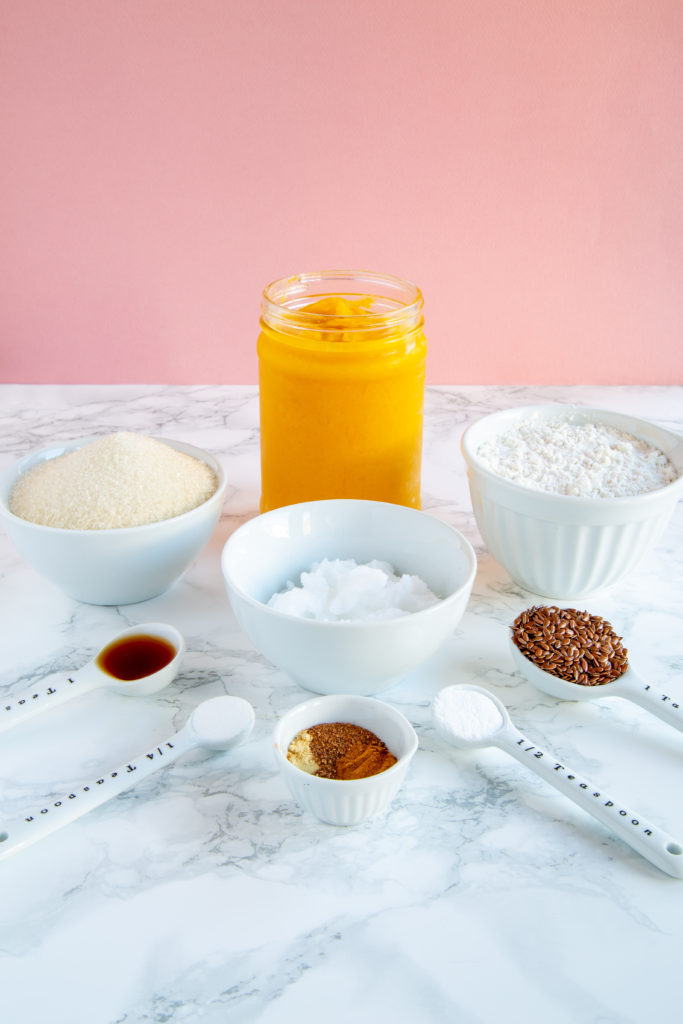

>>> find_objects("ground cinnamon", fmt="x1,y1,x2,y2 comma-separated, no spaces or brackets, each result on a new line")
288,722,397,780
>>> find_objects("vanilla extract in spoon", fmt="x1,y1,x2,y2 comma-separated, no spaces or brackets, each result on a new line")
97,632,177,681
0,623,185,734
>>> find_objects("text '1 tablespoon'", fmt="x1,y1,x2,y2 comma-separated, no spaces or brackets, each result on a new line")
0,623,185,734
509,638,683,733
0,695,255,861
433,684,683,878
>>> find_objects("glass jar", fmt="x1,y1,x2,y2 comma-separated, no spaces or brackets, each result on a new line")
258,270,427,512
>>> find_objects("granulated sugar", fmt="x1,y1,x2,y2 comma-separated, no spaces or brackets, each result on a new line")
267,558,441,622
433,686,504,742
476,420,678,498
10,432,218,529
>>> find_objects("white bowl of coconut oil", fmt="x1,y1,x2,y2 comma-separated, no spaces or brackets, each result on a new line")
221,499,477,696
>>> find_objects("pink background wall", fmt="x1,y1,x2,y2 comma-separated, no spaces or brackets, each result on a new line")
2,0,682,385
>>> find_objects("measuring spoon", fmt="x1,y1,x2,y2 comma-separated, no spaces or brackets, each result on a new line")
0,623,185,734
0,694,255,861
433,683,683,878
509,638,683,733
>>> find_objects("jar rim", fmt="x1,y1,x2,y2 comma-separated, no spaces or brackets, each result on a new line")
262,269,423,327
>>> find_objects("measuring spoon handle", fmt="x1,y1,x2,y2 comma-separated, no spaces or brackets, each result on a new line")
0,726,195,861
494,724,683,878
614,670,683,732
0,665,102,734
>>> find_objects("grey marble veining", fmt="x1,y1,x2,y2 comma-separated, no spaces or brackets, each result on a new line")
0,384,682,1024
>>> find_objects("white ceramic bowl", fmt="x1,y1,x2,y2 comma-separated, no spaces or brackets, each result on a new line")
462,405,683,599
273,694,418,825
0,436,226,605
221,499,477,696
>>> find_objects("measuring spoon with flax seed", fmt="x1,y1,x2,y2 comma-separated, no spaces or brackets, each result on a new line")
509,606,683,734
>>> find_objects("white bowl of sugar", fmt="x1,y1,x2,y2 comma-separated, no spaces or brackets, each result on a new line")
461,404,683,599
221,499,477,696
0,433,226,605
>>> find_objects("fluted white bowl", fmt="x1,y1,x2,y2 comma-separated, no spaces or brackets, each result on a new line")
461,405,683,599
221,499,477,695
0,436,226,605
273,694,418,825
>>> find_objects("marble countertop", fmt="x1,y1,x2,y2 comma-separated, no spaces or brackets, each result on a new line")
1,384,682,1024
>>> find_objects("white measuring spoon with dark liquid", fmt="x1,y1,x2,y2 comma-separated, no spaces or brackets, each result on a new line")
0,623,185,734
0,694,255,861
509,638,683,733
433,683,683,878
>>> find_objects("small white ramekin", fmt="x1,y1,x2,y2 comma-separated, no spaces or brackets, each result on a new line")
273,694,418,826
461,405,683,599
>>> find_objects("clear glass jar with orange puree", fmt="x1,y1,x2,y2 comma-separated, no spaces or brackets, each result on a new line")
258,270,427,512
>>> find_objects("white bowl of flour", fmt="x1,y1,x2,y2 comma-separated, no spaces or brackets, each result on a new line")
461,404,683,599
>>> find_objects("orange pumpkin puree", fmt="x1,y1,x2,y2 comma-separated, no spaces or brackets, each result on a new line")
258,292,426,511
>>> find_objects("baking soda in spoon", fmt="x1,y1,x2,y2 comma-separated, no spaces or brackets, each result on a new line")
434,686,504,743
433,683,683,878
0,695,255,861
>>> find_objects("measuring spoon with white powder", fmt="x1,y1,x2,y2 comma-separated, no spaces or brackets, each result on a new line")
0,623,185,734
433,683,683,878
0,694,255,861
509,639,683,733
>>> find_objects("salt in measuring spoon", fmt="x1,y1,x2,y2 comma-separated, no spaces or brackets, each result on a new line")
433,683,683,878
0,694,255,861
0,623,186,734
509,638,683,733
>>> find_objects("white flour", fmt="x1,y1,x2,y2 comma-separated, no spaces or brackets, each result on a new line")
433,687,504,742
476,420,678,498
267,558,440,622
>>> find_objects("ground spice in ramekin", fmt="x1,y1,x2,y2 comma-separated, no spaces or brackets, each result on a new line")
511,605,629,686
287,722,397,780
